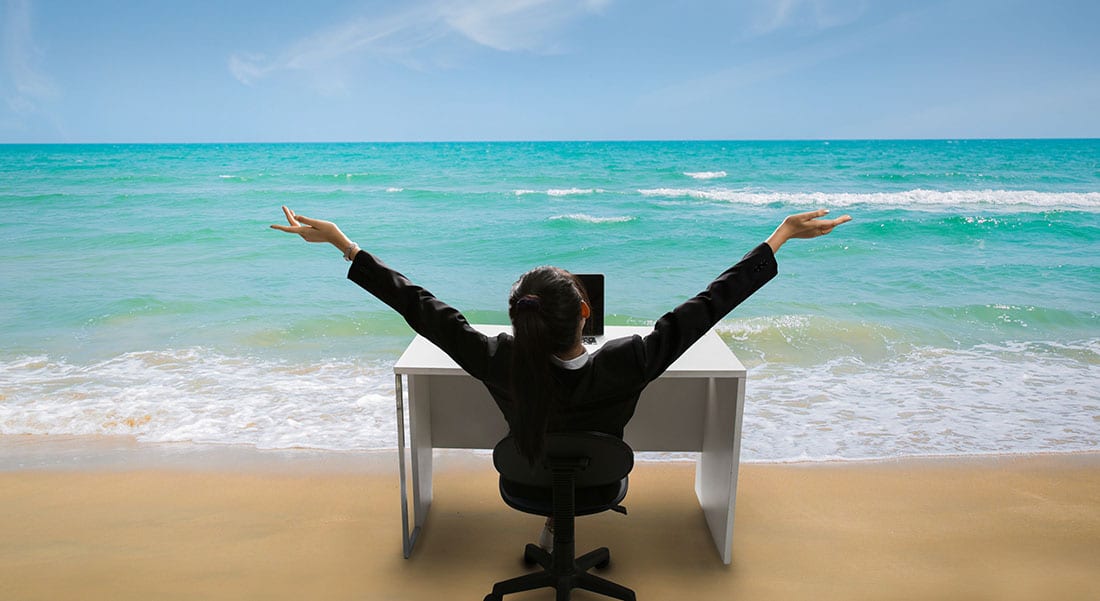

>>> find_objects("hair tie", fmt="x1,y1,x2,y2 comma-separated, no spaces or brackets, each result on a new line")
516,294,541,311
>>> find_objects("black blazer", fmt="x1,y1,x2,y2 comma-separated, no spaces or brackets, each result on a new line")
348,243,778,438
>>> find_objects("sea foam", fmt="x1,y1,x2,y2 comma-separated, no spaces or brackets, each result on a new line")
738,339,1100,461
549,214,636,224
637,188,1100,210
513,188,604,197
684,171,727,179
548,188,601,196
0,350,399,452
3,335,1097,461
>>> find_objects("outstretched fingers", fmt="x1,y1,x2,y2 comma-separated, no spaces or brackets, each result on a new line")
818,214,852,233
783,209,853,240
282,205,300,226
269,206,340,245
769,208,853,251
788,208,828,224
272,205,314,236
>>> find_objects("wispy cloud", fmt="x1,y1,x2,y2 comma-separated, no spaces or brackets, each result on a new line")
229,5,446,85
636,6,912,115
637,37,859,113
440,0,609,53
750,0,867,34
2,0,58,116
228,0,609,86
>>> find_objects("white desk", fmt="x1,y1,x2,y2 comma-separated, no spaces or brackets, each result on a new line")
393,324,747,564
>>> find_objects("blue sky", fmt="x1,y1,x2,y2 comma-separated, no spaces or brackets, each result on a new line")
2,0,1098,142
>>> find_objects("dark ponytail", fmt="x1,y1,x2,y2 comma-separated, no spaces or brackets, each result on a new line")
508,266,588,463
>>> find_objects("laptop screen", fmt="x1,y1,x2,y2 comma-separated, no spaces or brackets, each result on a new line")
575,273,604,337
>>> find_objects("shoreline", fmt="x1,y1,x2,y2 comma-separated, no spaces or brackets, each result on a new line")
3,433,1099,472
0,434,398,473
2,435,1098,600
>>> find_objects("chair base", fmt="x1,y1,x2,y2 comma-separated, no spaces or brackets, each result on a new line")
485,543,635,601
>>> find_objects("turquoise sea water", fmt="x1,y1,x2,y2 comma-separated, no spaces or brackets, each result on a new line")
2,140,1098,460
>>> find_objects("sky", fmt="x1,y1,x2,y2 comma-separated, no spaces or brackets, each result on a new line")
1,0,1098,143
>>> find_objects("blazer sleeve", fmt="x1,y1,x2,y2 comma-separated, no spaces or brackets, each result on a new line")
638,242,778,383
346,250,492,380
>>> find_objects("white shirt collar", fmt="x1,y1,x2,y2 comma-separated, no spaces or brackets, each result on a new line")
550,349,590,370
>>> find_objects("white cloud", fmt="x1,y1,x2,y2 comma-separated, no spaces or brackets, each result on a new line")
228,53,269,86
2,0,59,114
440,0,605,53
228,0,609,86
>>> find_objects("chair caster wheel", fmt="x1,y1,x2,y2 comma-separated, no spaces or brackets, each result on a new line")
596,557,611,569
523,547,540,566
484,594,500,601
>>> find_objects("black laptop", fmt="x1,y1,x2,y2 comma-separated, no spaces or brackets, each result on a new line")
576,273,604,345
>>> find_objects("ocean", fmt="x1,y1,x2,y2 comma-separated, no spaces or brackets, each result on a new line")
1,140,1098,461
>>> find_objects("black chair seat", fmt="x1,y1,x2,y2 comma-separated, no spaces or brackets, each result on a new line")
499,477,627,517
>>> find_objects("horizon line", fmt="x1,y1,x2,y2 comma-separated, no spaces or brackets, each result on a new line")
2,136,1099,146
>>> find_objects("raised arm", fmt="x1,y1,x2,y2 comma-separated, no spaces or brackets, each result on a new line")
270,206,493,379
639,208,851,382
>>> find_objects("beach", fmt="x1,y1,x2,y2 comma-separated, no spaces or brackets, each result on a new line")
3,0,1097,592
2,438,1098,601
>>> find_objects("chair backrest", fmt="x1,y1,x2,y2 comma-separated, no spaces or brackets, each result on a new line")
493,431,634,488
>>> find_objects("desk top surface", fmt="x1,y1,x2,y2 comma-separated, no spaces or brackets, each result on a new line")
394,324,745,378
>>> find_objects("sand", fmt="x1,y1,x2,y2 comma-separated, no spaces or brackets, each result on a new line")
1,439,1098,601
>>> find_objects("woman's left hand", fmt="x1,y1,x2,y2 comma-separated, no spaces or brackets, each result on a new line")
270,206,352,249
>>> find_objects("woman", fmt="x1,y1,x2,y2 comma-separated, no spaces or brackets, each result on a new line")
272,205,849,545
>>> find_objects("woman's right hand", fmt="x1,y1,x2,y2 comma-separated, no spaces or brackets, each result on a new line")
766,209,852,253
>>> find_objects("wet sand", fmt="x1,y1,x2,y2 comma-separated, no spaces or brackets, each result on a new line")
1,439,1098,600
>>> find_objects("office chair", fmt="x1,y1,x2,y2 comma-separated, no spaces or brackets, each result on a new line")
485,432,636,601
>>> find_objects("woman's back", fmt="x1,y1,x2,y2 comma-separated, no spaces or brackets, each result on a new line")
346,242,780,448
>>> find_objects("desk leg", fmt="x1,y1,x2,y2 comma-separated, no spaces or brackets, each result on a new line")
695,376,745,565
395,374,419,558
407,374,434,536
395,374,435,558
